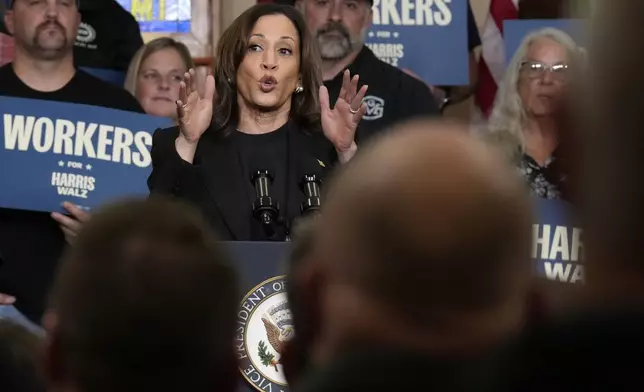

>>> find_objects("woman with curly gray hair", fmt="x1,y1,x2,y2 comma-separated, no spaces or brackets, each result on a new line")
487,27,583,199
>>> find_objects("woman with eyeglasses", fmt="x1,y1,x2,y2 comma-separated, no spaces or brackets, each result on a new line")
486,28,582,199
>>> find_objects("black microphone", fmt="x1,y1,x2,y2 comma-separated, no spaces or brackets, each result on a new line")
299,158,323,215
251,169,280,235
300,174,322,215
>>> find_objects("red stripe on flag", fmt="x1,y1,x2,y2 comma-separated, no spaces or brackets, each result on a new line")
490,0,519,33
475,57,499,118
474,0,518,119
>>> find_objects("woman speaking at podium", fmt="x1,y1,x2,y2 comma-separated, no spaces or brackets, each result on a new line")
148,4,367,241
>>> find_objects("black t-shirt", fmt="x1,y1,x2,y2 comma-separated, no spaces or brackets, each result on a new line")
75,0,144,72
0,1,142,72
229,124,289,241
323,46,440,144
0,63,143,323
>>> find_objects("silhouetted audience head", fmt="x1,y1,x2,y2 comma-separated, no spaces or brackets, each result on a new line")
282,216,318,385
291,120,533,365
0,319,46,392
583,0,644,303
44,198,239,392
496,4,644,391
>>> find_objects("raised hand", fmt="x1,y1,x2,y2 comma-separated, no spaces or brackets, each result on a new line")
176,68,216,143
51,201,91,245
319,70,368,157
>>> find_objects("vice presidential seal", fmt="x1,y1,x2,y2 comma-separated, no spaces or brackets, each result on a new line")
237,276,293,392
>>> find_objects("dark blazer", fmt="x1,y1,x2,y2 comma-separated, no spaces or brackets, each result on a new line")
148,122,337,241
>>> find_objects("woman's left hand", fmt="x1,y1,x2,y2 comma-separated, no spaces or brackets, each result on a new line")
320,70,368,162
51,202,91,245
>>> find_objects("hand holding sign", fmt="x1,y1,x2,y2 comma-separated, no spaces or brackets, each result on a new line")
0,97,170,213
51,202,91,245
0,293,16,305
176,69,216,143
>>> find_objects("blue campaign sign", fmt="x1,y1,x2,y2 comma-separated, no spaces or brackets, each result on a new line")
0,97,171,213
504,19,587,64
366,0,469,85
532,198,584,284
116,0,191,33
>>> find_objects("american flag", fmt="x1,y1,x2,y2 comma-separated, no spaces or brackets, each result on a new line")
474,0,519,121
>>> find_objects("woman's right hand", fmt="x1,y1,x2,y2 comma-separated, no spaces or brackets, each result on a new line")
176,68,216,144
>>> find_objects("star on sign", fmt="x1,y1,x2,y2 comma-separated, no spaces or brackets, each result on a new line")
85,164,92,171
58,160,65,167
393,32,399,38
368,31,374,37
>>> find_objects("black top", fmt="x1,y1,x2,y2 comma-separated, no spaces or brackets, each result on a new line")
74,0,143,71
323,46,440,144
229,124,289,241
0,64,144,323
148,122,337,242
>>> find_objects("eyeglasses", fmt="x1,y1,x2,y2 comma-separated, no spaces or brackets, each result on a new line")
520,61,570,82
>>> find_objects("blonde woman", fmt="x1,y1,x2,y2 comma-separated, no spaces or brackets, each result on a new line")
487,28,582,199
124,38,195,119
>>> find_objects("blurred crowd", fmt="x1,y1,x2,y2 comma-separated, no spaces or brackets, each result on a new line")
2,0,640,391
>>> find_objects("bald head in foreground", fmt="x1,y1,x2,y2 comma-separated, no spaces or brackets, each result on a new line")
291,120,533,392
43,198,239,392
495,2,644,391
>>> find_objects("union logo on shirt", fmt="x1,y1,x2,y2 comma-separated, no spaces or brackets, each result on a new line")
75,22,97,49
362,95,385,120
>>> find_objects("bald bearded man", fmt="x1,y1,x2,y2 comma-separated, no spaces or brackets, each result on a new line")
289,120,533,392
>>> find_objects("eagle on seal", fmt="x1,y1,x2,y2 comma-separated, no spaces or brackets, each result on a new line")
261,316,293,356
259,301,295,371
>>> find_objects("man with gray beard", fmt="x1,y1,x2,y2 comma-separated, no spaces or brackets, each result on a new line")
285,0,439,143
